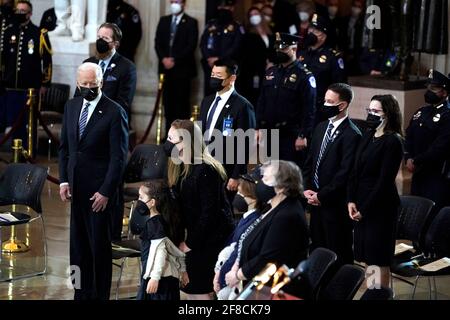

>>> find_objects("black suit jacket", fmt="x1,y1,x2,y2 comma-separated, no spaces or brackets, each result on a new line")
79,53,137,118
200,90,256,179
154,13,198,78
58,94,129,199
240,197,309,279
303,118,362,217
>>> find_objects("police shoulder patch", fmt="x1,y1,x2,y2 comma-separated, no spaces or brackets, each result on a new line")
338,58,345,70
132,14,140,24
309,76,316,88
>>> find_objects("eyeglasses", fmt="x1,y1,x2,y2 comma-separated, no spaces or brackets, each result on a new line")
365,107,384,115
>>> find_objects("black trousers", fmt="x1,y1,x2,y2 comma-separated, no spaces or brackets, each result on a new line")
309,205,354,267
163,74,192,134
70,194,112,300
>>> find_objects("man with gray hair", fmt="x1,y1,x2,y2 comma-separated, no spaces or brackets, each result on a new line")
59,62,129,300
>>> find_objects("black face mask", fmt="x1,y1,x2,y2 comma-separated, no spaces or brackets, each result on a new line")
304,32,318,47
424,90,442,105
96,38,111,54
232,194,249,213
135,200,150,216
256,181,276,204
322,103,341,119
274,51,291,64
79,86,99,101
217,9,233,24
14,13,28,24
366,113,383,129
163,140,177,157
210,77,226,92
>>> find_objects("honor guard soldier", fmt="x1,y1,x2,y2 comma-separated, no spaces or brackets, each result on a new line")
200,0,243,96
297,14,346,124
256,32,317,167
0,1,52,151
107,0,142,62
405,69,450,215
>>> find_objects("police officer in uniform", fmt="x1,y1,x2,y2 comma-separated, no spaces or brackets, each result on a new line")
297,14,346,124
405,69,450,215
107,0,142,62
1,0,52,151
256,32,317,166
200,0,243,96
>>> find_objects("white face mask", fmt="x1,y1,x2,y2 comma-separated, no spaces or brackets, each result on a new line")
250,14,262,26
170,3,182,15
328,6,338,17
351,6,362,17
298,11,310,22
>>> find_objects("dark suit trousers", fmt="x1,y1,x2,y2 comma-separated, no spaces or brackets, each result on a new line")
163,74,192,134
70,195,112,300
309,205,354,267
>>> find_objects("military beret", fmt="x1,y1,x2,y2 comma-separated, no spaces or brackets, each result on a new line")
428,69,450,89
275,32,300,49
310,14,329,34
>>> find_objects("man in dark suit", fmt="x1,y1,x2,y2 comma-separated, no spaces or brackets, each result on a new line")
59,62,129,300
80,22,136,242
80,23,137,125
155,0,198,133
200,59,255,201
303,83,361,266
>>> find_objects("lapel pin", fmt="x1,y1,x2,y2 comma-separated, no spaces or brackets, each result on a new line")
225,104,230,109
99,110,103,114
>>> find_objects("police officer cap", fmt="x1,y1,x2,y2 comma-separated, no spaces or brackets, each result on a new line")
218,0,236,6
427,69,450,89
310,14,329,34
275,32,300,49
239,165,263,184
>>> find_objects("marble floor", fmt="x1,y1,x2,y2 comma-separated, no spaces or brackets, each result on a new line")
0,152,449,300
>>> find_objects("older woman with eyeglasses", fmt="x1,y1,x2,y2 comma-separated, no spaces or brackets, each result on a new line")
347,94,404,289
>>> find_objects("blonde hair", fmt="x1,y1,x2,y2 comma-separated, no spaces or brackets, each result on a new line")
167,120,227,187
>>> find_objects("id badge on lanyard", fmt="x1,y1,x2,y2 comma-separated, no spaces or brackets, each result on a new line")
223,116,234,137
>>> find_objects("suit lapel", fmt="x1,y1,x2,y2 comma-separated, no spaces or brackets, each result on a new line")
201,95,215,130
79,96,106,142
73,99,83,143
214,91,236,131
103,53,119,80
320,118,350,163
173,15,187,45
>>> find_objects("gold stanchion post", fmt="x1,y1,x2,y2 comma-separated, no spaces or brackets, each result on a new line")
156,74,165,145
26,88,36,159
2,139,30,253
190,105,200,122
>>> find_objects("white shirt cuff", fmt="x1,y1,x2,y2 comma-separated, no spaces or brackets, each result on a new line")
60,182,69,188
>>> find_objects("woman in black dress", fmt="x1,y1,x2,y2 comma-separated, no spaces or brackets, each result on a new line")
164,119,234,300
236,6,275,106
347,94,404,288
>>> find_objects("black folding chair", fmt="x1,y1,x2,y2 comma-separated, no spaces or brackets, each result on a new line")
0,163,48,281
391,207,450,299
318,264,365,300
286,247,338,300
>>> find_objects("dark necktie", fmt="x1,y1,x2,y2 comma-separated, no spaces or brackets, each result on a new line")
170,16,178,48
313,122,334,189
99,61,106,74
206,96,222,134
79,102,90,139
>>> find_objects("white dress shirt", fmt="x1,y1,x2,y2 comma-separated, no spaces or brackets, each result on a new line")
206,86,235,140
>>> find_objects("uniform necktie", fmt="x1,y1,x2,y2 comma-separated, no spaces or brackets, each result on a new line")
313,122,334,189
99,61,106,74
206,96,222,134
79,102,90,139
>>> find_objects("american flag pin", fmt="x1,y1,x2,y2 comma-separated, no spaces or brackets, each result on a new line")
99,110,103,114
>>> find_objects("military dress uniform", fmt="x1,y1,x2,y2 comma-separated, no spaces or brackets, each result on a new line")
298,14,347,124
0,21,52,150
405,72,450,213
107,0,142,62
199,18,243,96
257,53,317,166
